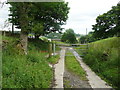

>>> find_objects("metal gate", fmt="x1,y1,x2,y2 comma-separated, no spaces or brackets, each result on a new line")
56,43,88,57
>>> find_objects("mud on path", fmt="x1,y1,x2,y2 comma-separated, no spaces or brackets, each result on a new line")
63,68,92,89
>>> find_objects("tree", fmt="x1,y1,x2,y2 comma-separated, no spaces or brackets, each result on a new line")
32,22,44,39
92,3,120,39
31,2,69,38
79,32,96,44
9,2,33,54
8,2,70,54
61,29,77,43
79,35,87,44
87,31,96,43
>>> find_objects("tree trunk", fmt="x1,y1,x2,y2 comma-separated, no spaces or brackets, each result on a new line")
20,32,28,55
19,3,29,55
12,24,14,34
3,30,6,36
49,43,52,58
35,35,40,40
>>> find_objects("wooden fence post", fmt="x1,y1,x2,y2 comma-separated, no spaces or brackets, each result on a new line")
53,43,56,55
49,42,52,58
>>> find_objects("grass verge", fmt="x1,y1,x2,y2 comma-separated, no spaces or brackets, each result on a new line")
65,49,87,80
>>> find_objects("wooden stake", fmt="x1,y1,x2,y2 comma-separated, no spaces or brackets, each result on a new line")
49,43,52,58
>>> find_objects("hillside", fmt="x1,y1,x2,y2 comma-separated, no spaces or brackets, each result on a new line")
83,37,120,89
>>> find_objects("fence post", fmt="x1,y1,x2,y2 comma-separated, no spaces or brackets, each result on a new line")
49,42,52,58
0,31,2,89
53,43,56,55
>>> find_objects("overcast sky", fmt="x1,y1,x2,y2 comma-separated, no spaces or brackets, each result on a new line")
63,0,119,34
0,0,119,34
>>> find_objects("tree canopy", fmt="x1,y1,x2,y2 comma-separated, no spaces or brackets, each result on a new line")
8,2,70,36
79,32,95,44
61,29,77,43
8,2,70,54
92,3,120,39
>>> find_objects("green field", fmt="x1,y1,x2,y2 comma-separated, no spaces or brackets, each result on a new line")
82,37,120,89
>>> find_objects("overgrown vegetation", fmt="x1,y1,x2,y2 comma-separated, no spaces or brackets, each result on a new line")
83,37,120,89
28,38,49,51
2,36,53,88
65,49,87,80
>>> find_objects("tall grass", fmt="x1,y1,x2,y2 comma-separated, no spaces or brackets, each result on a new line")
83,37,120,89
2,36,53,88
